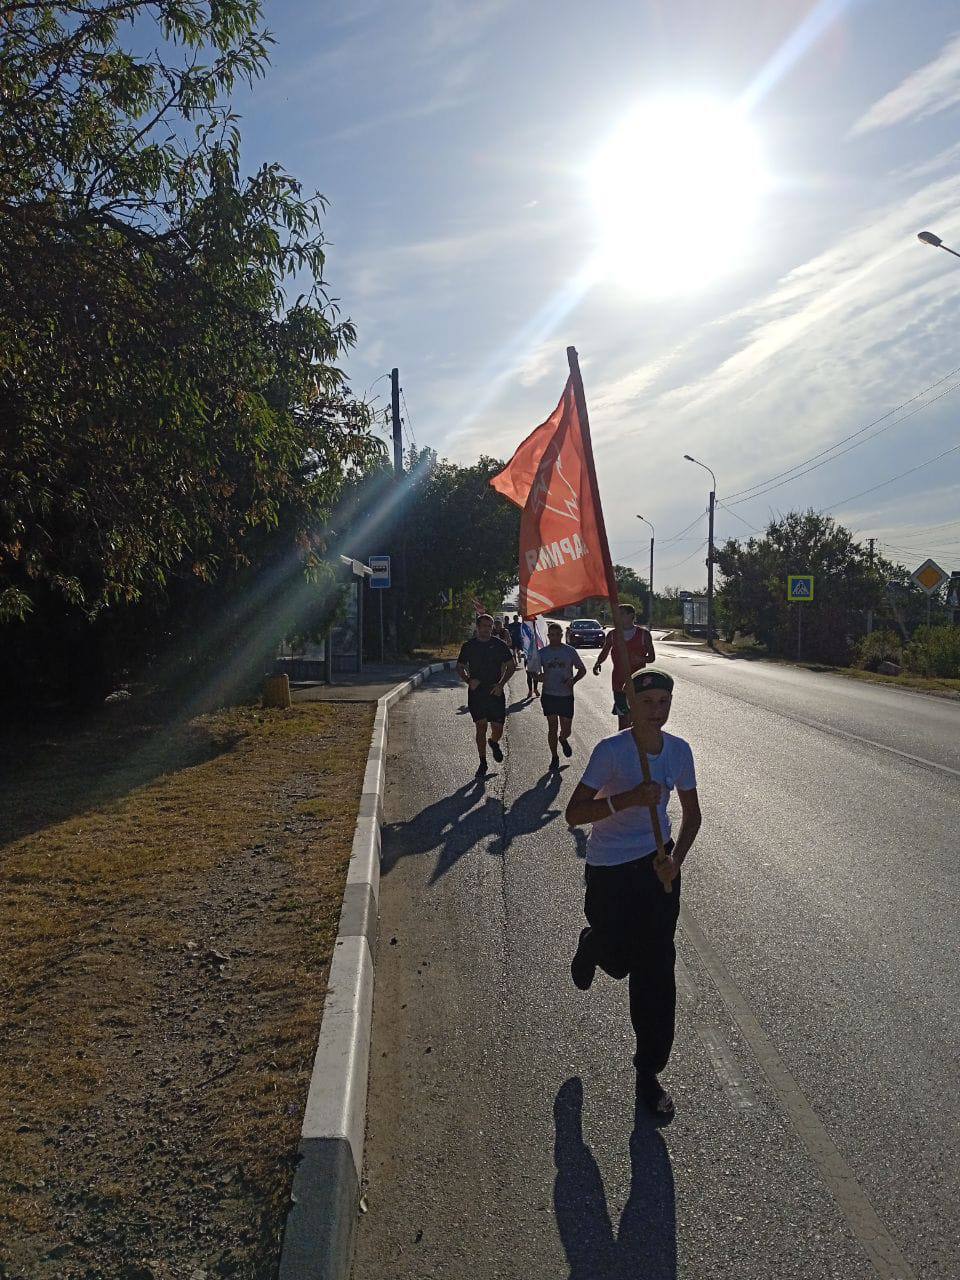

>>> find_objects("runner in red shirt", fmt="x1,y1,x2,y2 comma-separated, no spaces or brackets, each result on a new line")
593,604,656,729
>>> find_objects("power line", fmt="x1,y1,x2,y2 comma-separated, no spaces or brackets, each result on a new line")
725,364,960,505
880,515,960,539
825,441,960,510
717,500,763,534
661,508,707,545
661,539,709,573
399,388,418,451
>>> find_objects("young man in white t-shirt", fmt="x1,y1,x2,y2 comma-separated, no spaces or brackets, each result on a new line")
564,668,701,1121
536,622,587,770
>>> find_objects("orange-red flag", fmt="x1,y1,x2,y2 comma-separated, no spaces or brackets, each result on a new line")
490,376,608,618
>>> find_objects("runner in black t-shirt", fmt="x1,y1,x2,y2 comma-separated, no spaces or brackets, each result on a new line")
456,613,516,777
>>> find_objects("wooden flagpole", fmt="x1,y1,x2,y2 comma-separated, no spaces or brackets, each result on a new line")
566,346,673,894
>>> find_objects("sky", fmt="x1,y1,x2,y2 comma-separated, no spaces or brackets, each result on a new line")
233,0,960,589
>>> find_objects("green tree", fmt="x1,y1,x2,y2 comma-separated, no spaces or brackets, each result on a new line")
334,449,521,652
394,450,522,647
0,2,383,700
715,510,890,663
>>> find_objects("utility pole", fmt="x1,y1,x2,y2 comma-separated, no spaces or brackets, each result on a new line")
866,537,875,636
683,456,717,649
706,488,716,648
391,367,403,477
636,515,655,627
648,534,655,627
390,367,405,653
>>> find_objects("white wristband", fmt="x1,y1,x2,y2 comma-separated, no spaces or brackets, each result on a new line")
606,795,616,816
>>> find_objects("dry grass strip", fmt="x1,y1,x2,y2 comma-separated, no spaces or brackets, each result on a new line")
0,701,374,1279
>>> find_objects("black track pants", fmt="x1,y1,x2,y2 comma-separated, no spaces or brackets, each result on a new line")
583,848,681,1074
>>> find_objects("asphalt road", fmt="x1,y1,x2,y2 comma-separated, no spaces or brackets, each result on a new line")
352,646,960,1280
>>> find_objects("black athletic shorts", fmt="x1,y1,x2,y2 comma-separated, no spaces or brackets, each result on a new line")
468,689,507,725
541,693,574,719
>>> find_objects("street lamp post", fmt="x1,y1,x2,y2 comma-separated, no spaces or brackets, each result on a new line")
636,515,654,627
683,455,717,647
917,230,960,260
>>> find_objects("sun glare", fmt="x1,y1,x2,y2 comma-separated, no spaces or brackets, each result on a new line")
589,98,767,294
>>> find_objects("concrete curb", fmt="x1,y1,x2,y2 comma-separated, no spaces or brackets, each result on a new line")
277,659,457,1280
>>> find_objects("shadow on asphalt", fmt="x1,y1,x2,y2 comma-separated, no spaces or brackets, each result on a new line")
381,779,490,884
381,764,571,884
553,1077,676,1280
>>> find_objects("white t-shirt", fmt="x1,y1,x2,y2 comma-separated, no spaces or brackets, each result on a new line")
535,643,586,697
581,729,697,866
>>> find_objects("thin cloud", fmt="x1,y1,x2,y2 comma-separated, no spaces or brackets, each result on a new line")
656,173,960,419
849,31,960,135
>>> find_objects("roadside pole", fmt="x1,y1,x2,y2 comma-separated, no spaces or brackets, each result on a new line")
866,537,875,636
369,556,391,662
787,575,814,661
706,488,715,647
391,369,403,652
648,534,654,627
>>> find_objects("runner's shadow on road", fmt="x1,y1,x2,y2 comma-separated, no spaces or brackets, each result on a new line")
499,769,564,855
381,780,502,884
553,1077,676,1280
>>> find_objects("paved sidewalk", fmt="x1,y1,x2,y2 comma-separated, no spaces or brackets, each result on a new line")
292,664,428,704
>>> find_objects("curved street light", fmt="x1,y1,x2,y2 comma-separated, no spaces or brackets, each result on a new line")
682,455,717,647
636,515,655,627
917,229,960,261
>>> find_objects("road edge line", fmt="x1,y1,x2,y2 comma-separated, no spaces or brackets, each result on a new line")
277,660,457,1280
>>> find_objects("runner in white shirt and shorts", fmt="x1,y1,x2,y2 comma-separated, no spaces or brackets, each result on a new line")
535,622,587,770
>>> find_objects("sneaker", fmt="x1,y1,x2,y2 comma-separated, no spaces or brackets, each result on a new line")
490,740,504,763
570,927,596,990
634,1063,675,1122
560,738,572,757
476,759,488,778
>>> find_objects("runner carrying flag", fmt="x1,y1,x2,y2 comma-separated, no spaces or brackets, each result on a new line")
456,613,516,777
490,346,699,1118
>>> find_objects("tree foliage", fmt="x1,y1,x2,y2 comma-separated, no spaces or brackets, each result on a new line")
327,448,522,651
714,510,893,663
402,451,520,635
0,2,384,700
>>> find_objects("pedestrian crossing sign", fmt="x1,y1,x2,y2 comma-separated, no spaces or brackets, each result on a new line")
787,575,814,601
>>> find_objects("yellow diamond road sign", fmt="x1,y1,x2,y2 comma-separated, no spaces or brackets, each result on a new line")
911,558,948,595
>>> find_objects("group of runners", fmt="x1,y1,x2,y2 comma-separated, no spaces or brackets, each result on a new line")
455,604,656,777
454,606,702,1121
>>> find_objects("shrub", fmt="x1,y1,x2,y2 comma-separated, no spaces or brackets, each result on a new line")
903,626,960,678
855,630,903,672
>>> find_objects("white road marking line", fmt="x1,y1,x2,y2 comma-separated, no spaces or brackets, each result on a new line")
677,950,757,1111
696,1020,759,1113
674,952,699,1009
